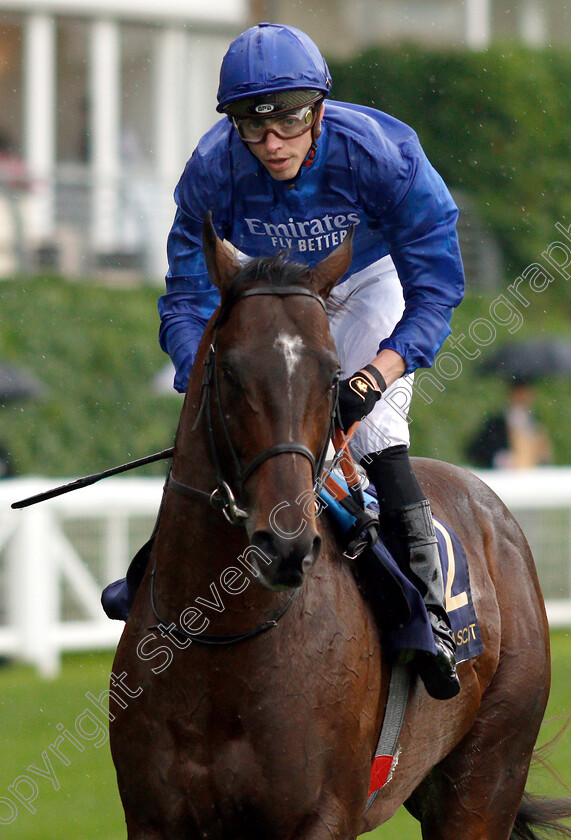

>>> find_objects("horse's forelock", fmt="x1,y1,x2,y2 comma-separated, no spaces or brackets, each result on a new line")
215,254,311,328
236,253,310,290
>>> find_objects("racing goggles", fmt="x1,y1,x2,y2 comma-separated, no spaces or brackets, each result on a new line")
233,104,318,145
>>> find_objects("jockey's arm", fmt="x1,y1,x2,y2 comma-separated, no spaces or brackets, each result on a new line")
363,348,406,392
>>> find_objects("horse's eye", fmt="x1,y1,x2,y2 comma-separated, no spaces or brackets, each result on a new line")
221,366,238,386
330,370,341,390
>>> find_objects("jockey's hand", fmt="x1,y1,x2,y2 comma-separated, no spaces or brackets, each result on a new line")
337,366,386,432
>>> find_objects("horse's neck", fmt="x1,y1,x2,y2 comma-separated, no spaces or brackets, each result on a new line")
173,372,215,485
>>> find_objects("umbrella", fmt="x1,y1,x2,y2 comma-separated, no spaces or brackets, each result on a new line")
481,338,571,383
0,362,44,402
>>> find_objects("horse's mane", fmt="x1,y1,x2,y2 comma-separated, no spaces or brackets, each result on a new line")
215,253,311,328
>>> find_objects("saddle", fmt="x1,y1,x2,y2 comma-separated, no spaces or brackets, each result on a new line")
318,470,482,661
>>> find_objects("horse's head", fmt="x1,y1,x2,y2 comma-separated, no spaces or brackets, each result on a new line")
190,212,352,591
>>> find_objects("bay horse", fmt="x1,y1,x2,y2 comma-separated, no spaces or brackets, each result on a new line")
109,215,570,840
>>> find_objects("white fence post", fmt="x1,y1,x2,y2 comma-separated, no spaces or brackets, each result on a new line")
7,506,60,677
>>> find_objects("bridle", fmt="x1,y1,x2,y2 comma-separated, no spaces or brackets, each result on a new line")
167,284,339,526
150,283,339,646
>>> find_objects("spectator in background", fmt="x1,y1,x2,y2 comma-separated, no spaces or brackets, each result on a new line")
466,379,553,469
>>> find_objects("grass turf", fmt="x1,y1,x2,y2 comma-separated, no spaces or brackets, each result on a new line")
0,632,569,839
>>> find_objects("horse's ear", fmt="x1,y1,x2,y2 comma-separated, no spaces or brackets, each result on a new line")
202,211,241,293
309,227,354,300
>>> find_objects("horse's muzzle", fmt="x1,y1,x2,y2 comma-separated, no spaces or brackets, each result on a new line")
250,529,322,591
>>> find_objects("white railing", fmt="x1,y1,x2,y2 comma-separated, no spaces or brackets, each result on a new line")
0,468,570,676
0,477,163,676
476,467,571,626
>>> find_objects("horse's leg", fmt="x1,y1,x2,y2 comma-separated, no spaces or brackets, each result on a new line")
122,823,163,840
406,638,549,839
290,806,360,840
399,459,551,840
115,774,165,840
408,714,531,837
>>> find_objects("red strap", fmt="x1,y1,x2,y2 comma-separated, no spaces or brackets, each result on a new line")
303,146,316,168
368,755,393,795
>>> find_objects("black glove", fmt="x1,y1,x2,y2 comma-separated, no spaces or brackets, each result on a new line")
337,366,386,431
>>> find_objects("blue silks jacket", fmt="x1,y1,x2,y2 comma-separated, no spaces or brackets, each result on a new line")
158,100,465,393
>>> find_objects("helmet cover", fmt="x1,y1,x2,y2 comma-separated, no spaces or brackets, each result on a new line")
217,22,331,114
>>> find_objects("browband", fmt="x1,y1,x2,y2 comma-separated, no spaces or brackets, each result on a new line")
238,285,326,311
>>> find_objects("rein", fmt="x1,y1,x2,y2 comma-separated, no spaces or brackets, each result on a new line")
149,569,300,646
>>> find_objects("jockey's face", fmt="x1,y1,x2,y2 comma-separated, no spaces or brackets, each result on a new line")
248,103,324,181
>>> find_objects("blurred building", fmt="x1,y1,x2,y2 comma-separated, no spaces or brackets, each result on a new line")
0,0,567,281
257,1,571,55
0,0,246,279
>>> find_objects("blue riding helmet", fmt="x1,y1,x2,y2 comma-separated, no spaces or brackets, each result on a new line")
217,22,332,114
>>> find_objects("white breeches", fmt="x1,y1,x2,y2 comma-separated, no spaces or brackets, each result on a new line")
327,254,413,460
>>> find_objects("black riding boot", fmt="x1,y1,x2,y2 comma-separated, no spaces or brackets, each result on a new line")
364,446,460,701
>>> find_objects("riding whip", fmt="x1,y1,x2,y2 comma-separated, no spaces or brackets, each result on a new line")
11,447,174,509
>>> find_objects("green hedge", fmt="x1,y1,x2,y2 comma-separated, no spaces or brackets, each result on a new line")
408,291,571,466
328,44,571,286
1,277,571,478
0,278,181,478
3,46,571,477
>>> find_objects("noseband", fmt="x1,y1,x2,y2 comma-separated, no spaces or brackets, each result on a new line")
168,285,339,525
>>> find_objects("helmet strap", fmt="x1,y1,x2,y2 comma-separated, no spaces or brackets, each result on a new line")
303,101,324,168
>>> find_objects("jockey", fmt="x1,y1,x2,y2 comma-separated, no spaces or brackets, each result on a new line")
158,23,464,700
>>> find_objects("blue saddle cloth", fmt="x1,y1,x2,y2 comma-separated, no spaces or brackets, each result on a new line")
318,480,483,664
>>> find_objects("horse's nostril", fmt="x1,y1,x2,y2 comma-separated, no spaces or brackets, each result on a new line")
250,528,321,590
302,555,313,574
250,530,280,571
302,534,322,573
